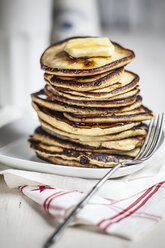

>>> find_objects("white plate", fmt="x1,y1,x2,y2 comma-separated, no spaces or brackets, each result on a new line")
0,114,164,179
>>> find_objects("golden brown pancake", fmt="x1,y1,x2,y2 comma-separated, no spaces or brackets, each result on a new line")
31,90,142,114
43,89,138,108
40,119,142,142
44,67,124,92
107,87,139,100
45,84,140,102
41,37,135,76
64,106,153,123
44,87,139,108
29,139,133,168
35,152,132,168
32,103,142,136
41,121,147,142
38,154,101,168
46,70,139,100
31,126,144,151
30,126,141,157
70,136,144,150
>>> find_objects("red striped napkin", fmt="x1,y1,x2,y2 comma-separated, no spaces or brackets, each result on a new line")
17,181,165,239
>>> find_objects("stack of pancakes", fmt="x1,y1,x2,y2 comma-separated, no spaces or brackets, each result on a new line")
29,37,153,168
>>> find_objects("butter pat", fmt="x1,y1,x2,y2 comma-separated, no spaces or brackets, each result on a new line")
64,37,115,57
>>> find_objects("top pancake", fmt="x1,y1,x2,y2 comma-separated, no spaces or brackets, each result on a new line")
41,37,135,76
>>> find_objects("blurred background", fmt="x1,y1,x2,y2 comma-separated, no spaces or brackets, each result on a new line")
0,0,165,113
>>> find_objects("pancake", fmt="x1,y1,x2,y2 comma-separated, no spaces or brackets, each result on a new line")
43,89,138,108
29,139,133,168
33,103,141,136
45,85,139,103
36,152,145,167
36,153,97,168
69,136,144,150
30,126,141,157
107,87,139,100
44,67,124,92
35,152,132,168
40,119,142,142
44,123,147,142
31,126,144,151
31,90,142,114
44,84,139,107
46,70,139,100
64,106,153,123
41,37,135,76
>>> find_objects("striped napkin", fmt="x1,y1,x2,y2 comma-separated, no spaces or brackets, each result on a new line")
16,181,165,240
0,136,165,240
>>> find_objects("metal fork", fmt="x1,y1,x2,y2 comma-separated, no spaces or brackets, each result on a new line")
44,113,164,248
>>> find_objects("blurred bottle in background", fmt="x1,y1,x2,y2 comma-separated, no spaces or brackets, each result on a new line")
51,0,101,42
0,0,52,109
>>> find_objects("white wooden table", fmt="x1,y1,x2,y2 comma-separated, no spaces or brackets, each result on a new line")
0,31,165,248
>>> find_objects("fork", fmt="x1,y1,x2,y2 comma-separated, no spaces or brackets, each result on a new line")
44,113,164,248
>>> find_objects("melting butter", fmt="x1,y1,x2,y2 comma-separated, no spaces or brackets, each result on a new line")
64,37,115,58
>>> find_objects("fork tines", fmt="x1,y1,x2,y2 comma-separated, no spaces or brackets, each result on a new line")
136,113,164,161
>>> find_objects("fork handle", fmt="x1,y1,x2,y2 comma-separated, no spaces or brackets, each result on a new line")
44,163,122,248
